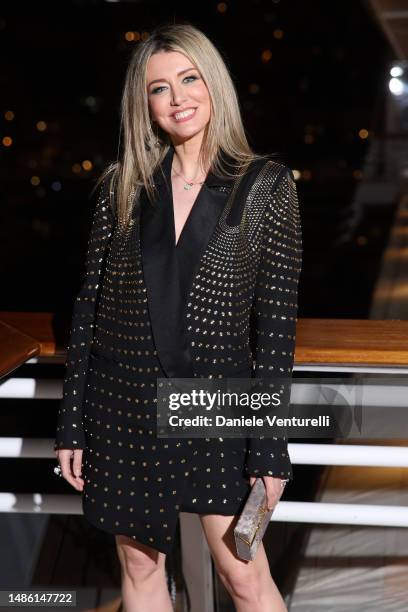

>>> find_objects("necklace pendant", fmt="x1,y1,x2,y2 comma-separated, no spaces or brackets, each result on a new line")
184,182,194,190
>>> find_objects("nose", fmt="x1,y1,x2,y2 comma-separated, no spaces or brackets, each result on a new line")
170,84,187,106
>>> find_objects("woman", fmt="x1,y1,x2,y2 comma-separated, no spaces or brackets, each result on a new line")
54,23,302,612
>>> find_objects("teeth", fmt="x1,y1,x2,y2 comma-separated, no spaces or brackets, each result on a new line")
174,109,195,120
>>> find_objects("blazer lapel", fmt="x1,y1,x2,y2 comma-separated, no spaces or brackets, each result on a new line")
176,182,230,307
140,145,235,378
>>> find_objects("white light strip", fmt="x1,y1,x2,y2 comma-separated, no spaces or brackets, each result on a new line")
26,357,66,365
288,443,408,467
3,438,408,468
2,379,408,406
0,378,37,398
0,493,81,514
0,438,54,458
1,493,407,527
23,359,408,373
272,501,408,527
0,379,61,399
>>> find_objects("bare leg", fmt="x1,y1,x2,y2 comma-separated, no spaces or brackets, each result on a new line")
199,514,287,612
115,535,173,612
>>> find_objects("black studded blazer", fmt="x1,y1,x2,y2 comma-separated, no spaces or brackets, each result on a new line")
55,145,302,479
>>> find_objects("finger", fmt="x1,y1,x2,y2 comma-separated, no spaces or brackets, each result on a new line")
249,476,256,487
273,482,286,504
267,493,280,510
59,451,83,491
264,479,281,510
72,450,85,488
266,494,277,510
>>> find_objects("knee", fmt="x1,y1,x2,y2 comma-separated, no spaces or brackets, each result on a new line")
217,564,263,602
116,536,163,585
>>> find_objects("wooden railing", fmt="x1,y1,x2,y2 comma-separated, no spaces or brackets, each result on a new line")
1,313,408,371
0,319,40,379
295,318,408,366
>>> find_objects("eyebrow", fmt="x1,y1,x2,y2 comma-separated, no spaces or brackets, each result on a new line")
147,67,197,87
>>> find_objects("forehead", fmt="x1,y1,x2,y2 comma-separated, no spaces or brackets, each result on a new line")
147,50,196,75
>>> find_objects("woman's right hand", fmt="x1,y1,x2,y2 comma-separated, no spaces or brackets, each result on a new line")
55,448,84,491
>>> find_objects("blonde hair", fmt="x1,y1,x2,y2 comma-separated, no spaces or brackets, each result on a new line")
94,22,275,227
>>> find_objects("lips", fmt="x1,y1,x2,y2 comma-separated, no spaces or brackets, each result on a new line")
171,108,197,122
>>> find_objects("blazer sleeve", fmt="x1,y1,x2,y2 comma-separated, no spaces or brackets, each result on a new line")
245,165,303,480
54,177,115,451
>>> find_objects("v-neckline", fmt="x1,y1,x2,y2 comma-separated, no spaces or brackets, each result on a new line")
139,147,244,378
171,176,207,248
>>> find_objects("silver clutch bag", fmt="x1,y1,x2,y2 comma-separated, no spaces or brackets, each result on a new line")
234,477,276,561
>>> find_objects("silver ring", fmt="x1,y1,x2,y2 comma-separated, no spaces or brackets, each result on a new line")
281,478,289,487
54,465,62,477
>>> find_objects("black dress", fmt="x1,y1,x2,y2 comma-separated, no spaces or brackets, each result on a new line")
54,145,302,555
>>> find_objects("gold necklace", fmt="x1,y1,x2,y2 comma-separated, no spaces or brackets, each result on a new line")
172,164,206,191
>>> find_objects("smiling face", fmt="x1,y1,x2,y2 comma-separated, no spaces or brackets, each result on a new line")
146,50,211,146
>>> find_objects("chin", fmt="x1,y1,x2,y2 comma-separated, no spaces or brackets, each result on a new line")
175,128,207,141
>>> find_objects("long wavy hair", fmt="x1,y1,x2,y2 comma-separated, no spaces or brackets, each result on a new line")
95,22,275,228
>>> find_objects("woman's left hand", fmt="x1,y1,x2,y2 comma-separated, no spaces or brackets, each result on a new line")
249,475,288,511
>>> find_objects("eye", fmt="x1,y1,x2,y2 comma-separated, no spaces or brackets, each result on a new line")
150,74,199,95
151,85,166,95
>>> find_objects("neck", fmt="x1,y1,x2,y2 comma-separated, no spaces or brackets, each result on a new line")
171,136,207,180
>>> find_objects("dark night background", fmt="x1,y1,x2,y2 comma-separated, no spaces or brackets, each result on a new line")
0,0,392,319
